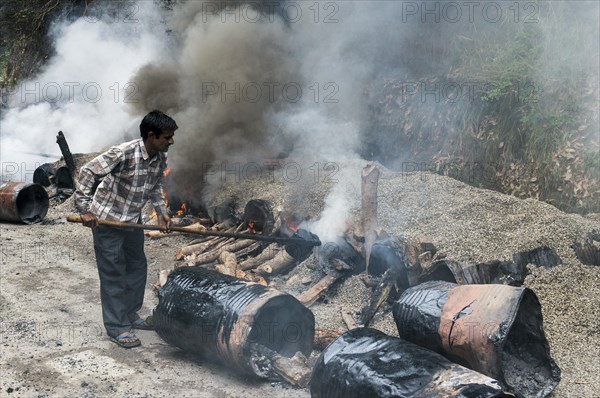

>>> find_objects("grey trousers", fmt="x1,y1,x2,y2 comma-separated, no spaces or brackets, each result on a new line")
92,225,147,337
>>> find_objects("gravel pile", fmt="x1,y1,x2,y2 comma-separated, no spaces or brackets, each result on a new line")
209,159,600,398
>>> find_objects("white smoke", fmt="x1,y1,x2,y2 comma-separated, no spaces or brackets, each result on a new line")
0,1,166,181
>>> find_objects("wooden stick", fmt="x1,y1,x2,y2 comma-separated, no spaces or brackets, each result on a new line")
234,241,262,259
176,236,229,260
361,164,380,274
360,268,397,327
314,328,343,351
189,239,256,266
158,269,170,287
146,222,206,239
296,270,345,307
239,243,279,270
67,215,320,246
256,249,296,276
341,309,358,330
249,344,311,388
215,252,237,276
187,238,235,266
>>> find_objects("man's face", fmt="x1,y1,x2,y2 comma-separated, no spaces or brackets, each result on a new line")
150,130,175,153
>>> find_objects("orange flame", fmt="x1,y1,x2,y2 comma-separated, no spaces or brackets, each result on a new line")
177,203,188,216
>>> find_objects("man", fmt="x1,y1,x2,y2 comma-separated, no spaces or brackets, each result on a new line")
75,110,177,348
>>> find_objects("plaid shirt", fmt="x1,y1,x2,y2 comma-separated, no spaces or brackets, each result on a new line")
75,138,168,222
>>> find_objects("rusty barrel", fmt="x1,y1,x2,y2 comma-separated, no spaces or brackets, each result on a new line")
310,327,509,398
153,267,315,376
0,181,49,224
393,281,560,398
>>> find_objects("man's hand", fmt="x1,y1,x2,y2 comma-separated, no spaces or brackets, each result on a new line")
81,212,98,228
157,214,171,233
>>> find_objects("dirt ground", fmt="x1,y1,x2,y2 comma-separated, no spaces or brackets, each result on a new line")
1,161,599,397
0,205,311,398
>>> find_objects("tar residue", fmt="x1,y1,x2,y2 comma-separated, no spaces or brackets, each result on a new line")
393,281,560,398
153,267,314,376
310,328,507,398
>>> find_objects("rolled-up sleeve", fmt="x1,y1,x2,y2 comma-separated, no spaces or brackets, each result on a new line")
74,148,124,214
148,158,168,216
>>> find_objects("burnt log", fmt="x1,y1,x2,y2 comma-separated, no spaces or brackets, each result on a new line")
361,164,380,273
296,270,345,307
56,131,76,179
240,243,279,270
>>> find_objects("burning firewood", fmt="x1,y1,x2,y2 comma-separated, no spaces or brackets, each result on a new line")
188,239,256,267
255,249,296,276
239,243,280,270
360,268,399,327
175,225,241,260
176,236,230,260
234,241,262,259
297,269,346,307
215,251,237,276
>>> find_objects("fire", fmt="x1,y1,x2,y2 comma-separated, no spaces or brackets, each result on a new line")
164,167,171,177
284,214,300,233
177,203,188,216
247,221,257,234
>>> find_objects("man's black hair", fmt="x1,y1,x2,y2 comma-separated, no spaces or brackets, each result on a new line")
140,110,178,140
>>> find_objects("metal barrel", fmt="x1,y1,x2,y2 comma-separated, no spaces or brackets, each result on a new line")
54,166,74,191
153,267,315,376
419,247,562,286
310,327,510,398
33,163,56,187
393,281,560,398
0,181,49,224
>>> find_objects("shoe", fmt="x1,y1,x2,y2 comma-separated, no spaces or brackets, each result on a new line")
110,332,141,348
131,316,154,330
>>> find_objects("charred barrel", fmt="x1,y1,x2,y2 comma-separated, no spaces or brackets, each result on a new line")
310,327,509,398
0,181,49,224
33,164,56,187
393,281,560,398
153,267,315,376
